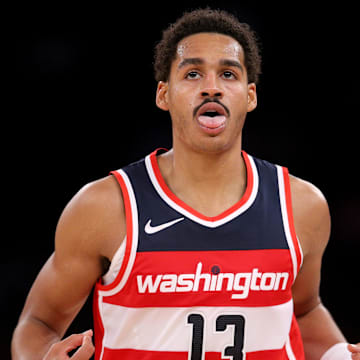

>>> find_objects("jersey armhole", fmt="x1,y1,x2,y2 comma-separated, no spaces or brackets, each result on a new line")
277,166,304,281
95,169,139,293
102,237,126,286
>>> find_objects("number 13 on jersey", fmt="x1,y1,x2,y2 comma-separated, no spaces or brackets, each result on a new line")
187,313,246,360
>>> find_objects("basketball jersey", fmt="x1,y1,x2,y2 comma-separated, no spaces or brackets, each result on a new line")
93,149,305,360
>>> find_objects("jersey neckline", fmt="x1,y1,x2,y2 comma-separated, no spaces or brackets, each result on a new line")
144,149,259,228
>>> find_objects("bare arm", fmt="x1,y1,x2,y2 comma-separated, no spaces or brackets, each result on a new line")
290,175,350,359
11,176,125,360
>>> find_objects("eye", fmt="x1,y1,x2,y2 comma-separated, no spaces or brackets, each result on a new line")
186,71,201,80
222,71,236,80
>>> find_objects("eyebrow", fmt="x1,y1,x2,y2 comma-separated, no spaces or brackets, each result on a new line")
177,57,244,73
219,59,244,73
178,57,204,69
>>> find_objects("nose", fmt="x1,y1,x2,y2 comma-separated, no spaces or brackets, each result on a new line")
200,73,223,98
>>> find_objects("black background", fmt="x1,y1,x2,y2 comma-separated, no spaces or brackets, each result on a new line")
6,0,359,358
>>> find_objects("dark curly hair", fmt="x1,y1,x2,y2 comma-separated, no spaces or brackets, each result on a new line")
154,8,262,84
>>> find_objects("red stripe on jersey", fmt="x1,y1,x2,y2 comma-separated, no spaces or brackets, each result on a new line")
96,171,133,291
102,249,294,307
101,347,287,360
149,149,254,222
93,289,104,360
288,314,305,360
282,167,303,273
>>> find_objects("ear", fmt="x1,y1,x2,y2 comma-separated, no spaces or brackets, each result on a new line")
247,83,257,113
156,81,170,111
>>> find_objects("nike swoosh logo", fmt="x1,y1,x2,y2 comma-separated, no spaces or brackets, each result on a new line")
145,217,185,234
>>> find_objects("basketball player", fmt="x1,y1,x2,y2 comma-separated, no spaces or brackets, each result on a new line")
12,8,359,360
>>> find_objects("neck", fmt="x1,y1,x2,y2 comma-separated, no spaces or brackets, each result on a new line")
176,144,244,182
157,140,247,217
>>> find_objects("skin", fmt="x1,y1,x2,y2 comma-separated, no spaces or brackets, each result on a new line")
12,32,359,360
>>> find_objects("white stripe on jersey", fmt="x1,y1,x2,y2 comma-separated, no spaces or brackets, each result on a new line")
285,335,297,360
100,299,293,353
99,169,139,296
277,166,303,282
145,153,259,228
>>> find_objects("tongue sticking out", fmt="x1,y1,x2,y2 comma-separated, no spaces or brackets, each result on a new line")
198,115,226,129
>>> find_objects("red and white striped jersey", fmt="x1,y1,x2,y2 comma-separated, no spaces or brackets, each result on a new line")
93,149,304,360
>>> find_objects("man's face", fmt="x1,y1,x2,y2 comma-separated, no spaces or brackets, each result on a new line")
156,32,257,154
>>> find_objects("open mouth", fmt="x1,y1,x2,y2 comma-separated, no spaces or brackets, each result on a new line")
201,110,222,117
197,102,227,130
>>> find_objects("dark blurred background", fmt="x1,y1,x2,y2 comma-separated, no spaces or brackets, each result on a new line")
6,0,359,358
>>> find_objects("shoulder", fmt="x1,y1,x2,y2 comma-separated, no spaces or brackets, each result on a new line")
55,175,126,261
289,174,331,257
71,175,124,212
289,174,328,214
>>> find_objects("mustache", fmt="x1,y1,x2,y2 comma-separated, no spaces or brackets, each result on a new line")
193,98,230,118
